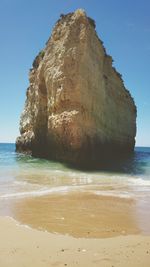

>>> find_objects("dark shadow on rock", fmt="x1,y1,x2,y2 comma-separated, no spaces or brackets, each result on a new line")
65,148,150,175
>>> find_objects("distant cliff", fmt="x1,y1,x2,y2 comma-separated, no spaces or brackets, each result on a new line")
16,9,137,166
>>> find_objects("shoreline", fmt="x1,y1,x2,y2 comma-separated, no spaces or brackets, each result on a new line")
1,192,150,238
0,216,150,267
0,145,150,265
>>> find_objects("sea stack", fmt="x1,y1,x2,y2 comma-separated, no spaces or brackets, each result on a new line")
16,9,136,166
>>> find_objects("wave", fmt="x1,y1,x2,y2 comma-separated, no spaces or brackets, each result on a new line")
129,177,150,186
0,185,76,199
93,190,132,198
0,186,133,200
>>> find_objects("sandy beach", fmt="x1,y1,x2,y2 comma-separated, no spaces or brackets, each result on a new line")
0,0,149,265
0,144,150,266
0,216,150,267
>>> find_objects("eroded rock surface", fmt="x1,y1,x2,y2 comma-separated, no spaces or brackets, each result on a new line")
16,9,136,166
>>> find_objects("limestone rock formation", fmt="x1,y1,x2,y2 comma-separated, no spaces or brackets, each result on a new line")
16,9,137,166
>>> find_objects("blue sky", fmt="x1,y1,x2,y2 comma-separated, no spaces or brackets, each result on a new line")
0,0,149,146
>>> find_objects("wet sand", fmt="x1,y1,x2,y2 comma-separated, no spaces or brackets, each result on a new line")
1,190,150,266
1,192,150,238
0,216,150,267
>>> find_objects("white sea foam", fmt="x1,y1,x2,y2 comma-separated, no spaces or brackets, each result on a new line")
1,166,150,200
129,177,150,186
93,190,133,199
0,185,77,199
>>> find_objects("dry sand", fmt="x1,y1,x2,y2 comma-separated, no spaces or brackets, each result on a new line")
0,216,150,267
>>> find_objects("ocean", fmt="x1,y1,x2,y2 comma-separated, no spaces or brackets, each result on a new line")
0,143,150,199
0,143,150,237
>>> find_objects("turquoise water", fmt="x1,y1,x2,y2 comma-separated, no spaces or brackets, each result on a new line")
0,143,150,200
